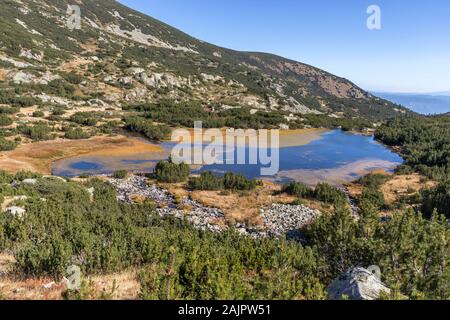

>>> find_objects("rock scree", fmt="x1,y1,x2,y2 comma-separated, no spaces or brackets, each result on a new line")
107,175,321,240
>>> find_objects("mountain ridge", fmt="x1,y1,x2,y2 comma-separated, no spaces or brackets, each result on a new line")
0,0,411,122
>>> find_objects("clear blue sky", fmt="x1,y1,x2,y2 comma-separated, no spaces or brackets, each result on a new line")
118,0,450,93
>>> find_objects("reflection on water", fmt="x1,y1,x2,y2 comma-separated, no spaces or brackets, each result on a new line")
52,130,403,185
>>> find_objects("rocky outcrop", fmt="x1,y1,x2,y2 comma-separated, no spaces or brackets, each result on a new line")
11,71,34,84
327,267,391,300
135,72,186,88
5,206,26,218
19,48,43,61
22,178,37,185
118,76,133,85
281,97,322,115
201,73,224,83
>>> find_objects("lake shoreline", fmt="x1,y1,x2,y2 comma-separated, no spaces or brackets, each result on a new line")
51,129,403,186
0,135,166,175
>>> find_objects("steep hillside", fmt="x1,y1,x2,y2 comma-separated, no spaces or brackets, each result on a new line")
0,0,410,124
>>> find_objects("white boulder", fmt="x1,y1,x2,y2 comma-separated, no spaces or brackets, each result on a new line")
327,267,391,300
5,206,26,218
22,178,38,185
11,71,34,84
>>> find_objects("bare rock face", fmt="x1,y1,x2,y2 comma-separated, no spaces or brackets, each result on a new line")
327,267,391,300
11,71,34,84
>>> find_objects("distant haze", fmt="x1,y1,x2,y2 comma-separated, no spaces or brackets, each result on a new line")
373,92,450,115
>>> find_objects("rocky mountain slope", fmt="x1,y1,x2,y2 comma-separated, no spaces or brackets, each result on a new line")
0,0,410,123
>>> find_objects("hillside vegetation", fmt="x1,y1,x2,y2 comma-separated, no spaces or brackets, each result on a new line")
0,172,448,300
0,0,448,301
0,0,409,130
375,114,450,218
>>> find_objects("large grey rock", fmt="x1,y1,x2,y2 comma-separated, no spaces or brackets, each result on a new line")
327,267,391,300
22,178,38,185
118,76,133,85
11,71,34,84
5,206,26,218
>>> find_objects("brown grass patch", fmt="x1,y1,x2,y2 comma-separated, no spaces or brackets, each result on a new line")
164,180,330,226
80,40,100,53
0,253,140,300
0,68,9,81
187,181,297,226
59,57,91,74
0,136,164,174
380,174,436,204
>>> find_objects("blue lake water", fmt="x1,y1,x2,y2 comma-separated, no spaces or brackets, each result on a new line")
70,161,104,171
52,130,403,185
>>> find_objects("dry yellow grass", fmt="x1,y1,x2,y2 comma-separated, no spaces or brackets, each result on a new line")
165,181,295,226
80,40,100,53
162,179,333,226
0,68,8,81
346,173,437,218
0,136,164,174
380,174,436,204
59,57,92,74
0,253,140,300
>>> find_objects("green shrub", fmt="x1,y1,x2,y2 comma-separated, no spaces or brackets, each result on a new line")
113,170,128,179
0,115,13,127
375,116,450,181
0,171,14,184
188,171,224,190
306,206,449,299
70,112,97,126
64,128,90,140
421,181,450,219
0,170,447,299
123,116,171,141
14,171,42,181
359,187,386,210
282,182,313,198
188,172,258,191
283,181,346,205
223,172,257,191
0,138,17,151
357,174,389,189
313,183,347,205
52,107,66,116
0,106,20,114
154,158,190,183
0,176,326,300
32,111,45,118
63,73,83,85
18,123,53,141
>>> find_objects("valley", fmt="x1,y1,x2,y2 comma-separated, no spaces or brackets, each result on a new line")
0,0,448,302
